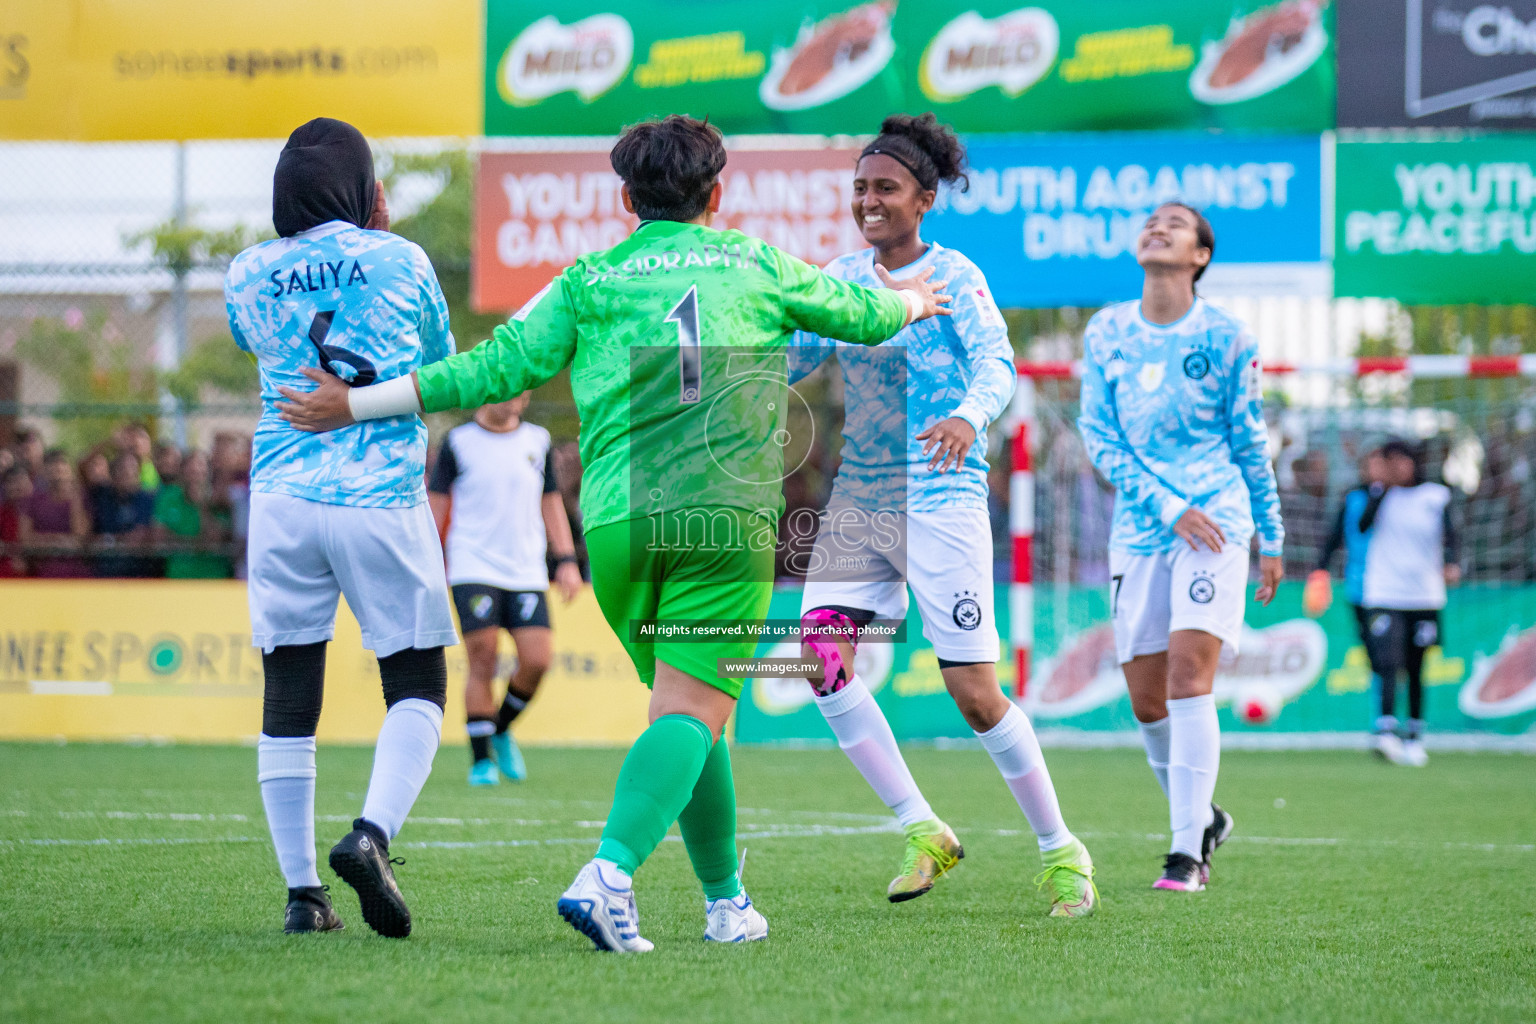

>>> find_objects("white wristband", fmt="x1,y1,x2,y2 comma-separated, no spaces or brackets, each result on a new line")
347,375,422,421
898,289,925,326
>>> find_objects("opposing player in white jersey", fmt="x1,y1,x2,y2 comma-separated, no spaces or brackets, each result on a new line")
792,114,1096,917
1078,202,1285,892
1357,439,1460,767
226,118,458,937
428,393,583,786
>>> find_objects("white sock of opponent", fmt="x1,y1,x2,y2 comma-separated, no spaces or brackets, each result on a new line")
1138,716,1172,798
1167,694,1219,859
815,678,935,828
976,704,1073,852
257,734,322,889
359,698,444,839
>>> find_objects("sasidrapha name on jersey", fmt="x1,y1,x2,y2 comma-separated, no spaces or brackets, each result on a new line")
584,242,760,285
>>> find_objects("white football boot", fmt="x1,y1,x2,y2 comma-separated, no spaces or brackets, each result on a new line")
556,860,654,953
1401,739,1429,767
1373,731,1407,765
703,892,768,943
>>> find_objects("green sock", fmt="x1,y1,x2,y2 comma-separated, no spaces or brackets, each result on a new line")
594,714,714,877
678,736,742,901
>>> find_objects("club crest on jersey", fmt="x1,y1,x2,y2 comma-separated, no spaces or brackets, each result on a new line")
1183,352,1211,380
1189,574,1215,604
1137,361,1166,392
952,591,982,630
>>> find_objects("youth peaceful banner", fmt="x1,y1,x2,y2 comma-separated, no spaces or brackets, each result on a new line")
1335,136,1536,303
482,0,1335,137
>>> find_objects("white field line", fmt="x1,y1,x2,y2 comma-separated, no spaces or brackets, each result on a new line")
2,819,1532,854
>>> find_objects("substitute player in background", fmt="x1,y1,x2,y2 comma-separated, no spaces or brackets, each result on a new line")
1356,440,1460,767
226,119,458,938
792,114,1095,917
276,114,952,952
1305,447,1387,712
1078,202,1284,893
428,393,583,786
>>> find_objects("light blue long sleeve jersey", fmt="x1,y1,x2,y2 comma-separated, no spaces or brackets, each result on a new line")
224,220,455,508
790,243,1015,512
1078,297,1284,557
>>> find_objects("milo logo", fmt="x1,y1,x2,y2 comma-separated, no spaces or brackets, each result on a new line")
498,14,633,105
920,8,1059,102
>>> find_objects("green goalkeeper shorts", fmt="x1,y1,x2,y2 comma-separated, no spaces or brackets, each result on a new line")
585,505,776,698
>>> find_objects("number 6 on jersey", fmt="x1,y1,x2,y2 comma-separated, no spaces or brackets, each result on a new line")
666,285,702,405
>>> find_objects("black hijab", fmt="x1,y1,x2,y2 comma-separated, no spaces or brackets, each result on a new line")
272,118,375,238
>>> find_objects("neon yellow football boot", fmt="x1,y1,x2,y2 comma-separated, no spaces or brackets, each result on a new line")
887,819,964,903
1035,837,1098,918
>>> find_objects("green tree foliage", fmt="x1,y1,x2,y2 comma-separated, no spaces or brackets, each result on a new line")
15,311,158,451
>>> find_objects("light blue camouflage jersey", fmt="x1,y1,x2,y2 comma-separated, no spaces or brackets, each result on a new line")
1078,297,1284,557
791,243,1015,512
224,220,454,507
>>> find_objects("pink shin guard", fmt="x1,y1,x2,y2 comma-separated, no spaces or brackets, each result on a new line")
801,607,860,696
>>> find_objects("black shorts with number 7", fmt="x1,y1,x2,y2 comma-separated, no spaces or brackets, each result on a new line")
451,584,550,633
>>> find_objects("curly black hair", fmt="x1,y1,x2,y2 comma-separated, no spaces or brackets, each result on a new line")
859,112,969,193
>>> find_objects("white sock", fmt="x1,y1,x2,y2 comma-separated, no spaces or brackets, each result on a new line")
815,678,935,828
360,698,444,840
1138,716,1172,798
257,734,321,889
976,704,1073,851
594,858,633,890
1167,694,1220,859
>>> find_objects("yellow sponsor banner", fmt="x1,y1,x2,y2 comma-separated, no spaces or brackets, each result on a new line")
0,581,650,745
0,0,480,141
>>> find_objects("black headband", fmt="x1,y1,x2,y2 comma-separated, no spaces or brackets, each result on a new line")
861,145,936,191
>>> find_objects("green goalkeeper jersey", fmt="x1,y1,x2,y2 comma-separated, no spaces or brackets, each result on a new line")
417,219,909,529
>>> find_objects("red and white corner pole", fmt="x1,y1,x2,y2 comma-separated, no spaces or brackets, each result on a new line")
1008,375,1036,700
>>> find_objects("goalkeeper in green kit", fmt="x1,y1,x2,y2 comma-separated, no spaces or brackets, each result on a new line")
276,115,952,952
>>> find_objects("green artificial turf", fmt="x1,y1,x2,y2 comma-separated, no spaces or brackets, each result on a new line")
1,742,1531,1023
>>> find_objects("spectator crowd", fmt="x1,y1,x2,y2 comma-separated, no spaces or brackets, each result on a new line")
0,423,252,580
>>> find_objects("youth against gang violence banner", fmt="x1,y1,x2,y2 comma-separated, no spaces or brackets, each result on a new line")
1335,137,1536,303
0,0,480,140
921,134,1326,308
1337,0,1536,129
482,0,1334,138
472,146,866,311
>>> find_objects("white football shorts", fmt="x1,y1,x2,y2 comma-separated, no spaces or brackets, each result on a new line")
800,505,1000,664
247,491,458,656
1109,542,1250,665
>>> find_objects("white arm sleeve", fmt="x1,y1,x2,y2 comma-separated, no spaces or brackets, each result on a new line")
347,374,422,421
